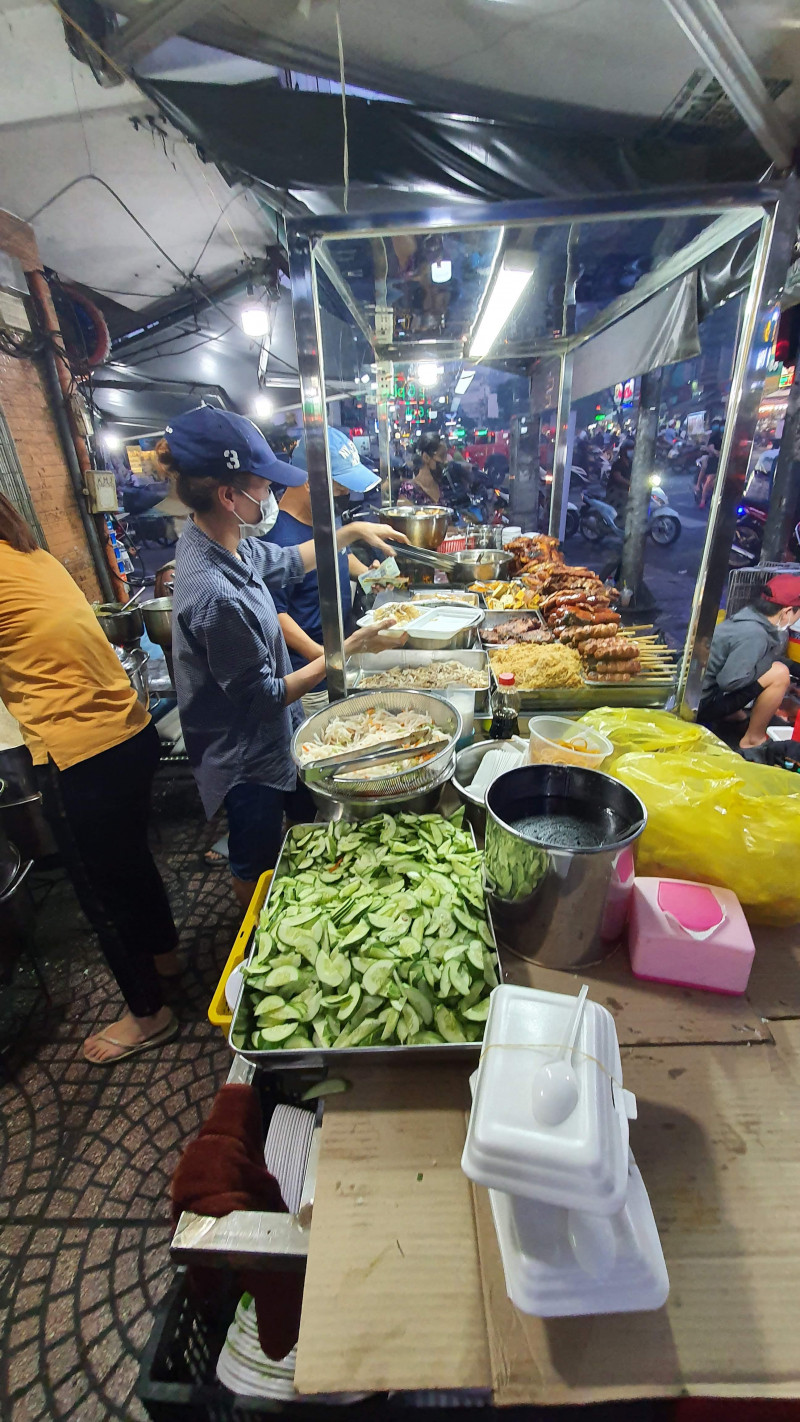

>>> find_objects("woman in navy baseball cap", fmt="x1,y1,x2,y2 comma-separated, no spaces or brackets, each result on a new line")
157,407,407,907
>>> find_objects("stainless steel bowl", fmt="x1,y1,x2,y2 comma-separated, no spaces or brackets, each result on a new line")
292,689,461,808
452,740,505,835
142,597,173,648
446,549,514,584
380,506,453,549
94,602,144,645
308,757,454,820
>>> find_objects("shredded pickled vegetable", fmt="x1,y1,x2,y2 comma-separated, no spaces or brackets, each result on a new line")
297,706,437,763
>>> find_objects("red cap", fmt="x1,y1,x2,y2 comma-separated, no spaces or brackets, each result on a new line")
765,574,800,607
498,672,516,686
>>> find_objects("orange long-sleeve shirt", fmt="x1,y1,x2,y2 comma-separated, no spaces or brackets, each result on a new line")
0,543,148,769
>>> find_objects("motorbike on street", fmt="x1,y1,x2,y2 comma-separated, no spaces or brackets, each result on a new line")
730,503,800,567
579,478,682,546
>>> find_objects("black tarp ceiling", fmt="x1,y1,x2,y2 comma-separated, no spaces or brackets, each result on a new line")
142,78,765,204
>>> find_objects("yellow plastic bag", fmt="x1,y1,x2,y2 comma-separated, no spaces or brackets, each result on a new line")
579,707,727,770
611,749,800,924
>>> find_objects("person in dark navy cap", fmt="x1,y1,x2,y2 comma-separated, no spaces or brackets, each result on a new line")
157,407,407,907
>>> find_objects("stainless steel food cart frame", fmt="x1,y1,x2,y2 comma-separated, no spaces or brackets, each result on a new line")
287,178,800,717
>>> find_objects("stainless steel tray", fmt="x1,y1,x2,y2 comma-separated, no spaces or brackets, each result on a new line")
479,608,548,637
228,820,502,1069
348,648,491,714
375,586,482,608
487,660,677,712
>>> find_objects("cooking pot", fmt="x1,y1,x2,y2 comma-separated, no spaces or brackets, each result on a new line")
378,506,453,550
94,602,144,645
142,597,173,649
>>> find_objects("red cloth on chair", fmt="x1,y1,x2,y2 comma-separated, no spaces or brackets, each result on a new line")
171,1083,305,1360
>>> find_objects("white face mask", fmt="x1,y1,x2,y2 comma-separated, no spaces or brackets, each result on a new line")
236,488,278,537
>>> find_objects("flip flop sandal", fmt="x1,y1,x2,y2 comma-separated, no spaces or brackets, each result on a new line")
83,1013,179,1065
203,848,228,868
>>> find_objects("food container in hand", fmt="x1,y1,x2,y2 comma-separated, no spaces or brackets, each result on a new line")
628,878,755,994
405,607,484,651
462,984,632,1213
528,716,613,770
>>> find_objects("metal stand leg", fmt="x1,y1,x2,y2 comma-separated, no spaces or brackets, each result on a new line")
621,369,663,605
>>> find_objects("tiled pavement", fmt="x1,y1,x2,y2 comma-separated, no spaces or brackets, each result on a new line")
0,774,238,1420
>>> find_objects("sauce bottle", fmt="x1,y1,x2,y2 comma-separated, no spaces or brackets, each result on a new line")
490,672,520,740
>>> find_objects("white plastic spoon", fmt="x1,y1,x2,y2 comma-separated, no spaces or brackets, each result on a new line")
532,984,588,1126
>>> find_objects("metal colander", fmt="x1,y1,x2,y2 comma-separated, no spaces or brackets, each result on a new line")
291,690,461,803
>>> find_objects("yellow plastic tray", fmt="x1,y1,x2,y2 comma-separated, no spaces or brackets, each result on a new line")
207,870,272,1034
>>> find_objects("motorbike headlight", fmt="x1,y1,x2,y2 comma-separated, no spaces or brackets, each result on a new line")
649,474,661,487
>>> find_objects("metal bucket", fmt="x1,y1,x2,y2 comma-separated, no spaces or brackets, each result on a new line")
484,764,646,969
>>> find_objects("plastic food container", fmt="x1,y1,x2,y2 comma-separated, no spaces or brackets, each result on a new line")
462,984,631,1214
462,983,669,1317
628,877,755,994
528,716,613,770
488,1153,669,1317
404,607,484,650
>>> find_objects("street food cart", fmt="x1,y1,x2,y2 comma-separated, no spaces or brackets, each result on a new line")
147,181,800,1415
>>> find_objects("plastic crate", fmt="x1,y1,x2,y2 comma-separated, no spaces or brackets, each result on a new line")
139,1271,350,1421
208,872,272,1035
138,1271,255,1422
139,1271,471,1421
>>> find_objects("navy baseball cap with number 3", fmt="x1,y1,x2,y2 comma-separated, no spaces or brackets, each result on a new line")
164,406,307,486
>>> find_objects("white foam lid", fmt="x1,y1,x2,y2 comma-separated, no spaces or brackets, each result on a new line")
489,1150,669,1316
462,985,630,1215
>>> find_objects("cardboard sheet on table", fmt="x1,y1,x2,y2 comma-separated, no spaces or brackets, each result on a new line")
295,1062,490,1396
475,1027,800,1405
499,918,800,1046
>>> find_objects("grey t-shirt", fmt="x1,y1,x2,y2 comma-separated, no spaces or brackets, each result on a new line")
702,606,786,698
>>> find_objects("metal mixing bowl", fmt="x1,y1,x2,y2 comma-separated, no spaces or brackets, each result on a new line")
453,740,504,835
142,597,173,649
446,549,514,584
379,506,453,549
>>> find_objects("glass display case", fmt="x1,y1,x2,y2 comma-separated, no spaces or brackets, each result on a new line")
287,181,799,713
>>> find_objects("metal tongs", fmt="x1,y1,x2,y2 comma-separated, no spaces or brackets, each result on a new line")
303,731,448,783
392,544,459,574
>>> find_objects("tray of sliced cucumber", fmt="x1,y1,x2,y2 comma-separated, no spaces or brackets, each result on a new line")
228,811,502,1067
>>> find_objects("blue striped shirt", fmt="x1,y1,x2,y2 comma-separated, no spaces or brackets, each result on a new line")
172,517,306,818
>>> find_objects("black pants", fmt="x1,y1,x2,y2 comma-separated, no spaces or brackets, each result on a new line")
36,721,178,1018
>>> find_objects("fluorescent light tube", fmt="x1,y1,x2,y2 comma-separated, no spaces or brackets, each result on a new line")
469,252,534,360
